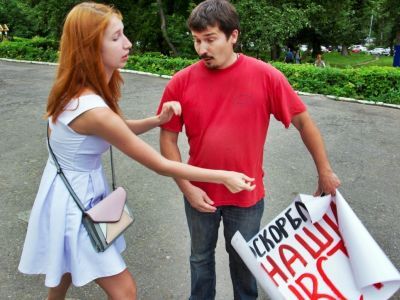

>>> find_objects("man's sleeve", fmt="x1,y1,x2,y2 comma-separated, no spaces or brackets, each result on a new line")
268,67,307,128
157,78,184,132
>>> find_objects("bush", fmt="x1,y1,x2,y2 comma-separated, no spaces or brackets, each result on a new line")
0,36,58,62
272,63,400,104
125,52,196,76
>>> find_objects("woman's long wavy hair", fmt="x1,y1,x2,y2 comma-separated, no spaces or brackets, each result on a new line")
47,2,123,122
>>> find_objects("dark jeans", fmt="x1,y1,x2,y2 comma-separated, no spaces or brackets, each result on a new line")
184,198,264,300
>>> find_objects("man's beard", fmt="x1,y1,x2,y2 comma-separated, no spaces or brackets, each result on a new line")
199,54,217,69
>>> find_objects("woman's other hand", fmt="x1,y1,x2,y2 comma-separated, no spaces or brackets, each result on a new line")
222,172,256,193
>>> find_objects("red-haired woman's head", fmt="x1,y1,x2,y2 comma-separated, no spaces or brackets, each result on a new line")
47,2,131,121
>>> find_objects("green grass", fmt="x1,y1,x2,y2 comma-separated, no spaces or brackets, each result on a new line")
361,55,394,67
273,51,394,68
322,52,393,68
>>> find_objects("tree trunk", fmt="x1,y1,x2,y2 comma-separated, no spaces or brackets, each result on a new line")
157,0,179,56
389,39,394,56
311,41,321,58
270,44,281,61
341,44,349,56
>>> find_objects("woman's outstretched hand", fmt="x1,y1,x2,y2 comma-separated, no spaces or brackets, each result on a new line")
222,172,256,193
158,101,181,125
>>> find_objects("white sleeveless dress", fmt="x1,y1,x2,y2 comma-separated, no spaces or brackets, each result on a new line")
18,94,126,287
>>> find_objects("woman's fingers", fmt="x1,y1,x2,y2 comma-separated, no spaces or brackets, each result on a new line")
226,173,256,193
164,101,181,116
171,101,182,116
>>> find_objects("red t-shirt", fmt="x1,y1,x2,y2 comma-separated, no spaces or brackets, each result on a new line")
158,54,306,207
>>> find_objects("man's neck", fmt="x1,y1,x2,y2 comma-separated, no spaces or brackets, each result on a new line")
218,52,239,70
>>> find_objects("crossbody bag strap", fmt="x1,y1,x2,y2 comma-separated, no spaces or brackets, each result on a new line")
46,122,86,212
109,146,117,191
46,122,118,211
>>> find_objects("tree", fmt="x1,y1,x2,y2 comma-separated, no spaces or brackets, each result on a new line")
234,0,314,60
0,0,36,38
157,0,179,56
23,0,81,37
298,0,374,56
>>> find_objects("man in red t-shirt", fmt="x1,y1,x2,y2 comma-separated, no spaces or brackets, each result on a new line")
157,1,341,299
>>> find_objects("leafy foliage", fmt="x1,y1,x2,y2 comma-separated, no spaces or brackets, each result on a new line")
0,36,58,61
234,0,318,59
1,0,398,58
125,52,196,75
0,0,36,37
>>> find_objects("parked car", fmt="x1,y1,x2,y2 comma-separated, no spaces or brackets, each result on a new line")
321,46,330,53
368,47,391,56
382,47,391,56
350,45,368,53
299,44,308,52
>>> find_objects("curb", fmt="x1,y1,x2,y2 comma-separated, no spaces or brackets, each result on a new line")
0,57,58,66
120,68,172,79
1,57,399,110
0,57,173,78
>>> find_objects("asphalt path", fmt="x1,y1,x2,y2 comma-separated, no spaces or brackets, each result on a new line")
0,60,399,299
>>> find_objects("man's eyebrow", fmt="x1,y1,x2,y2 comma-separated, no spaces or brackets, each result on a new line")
192,32,218,38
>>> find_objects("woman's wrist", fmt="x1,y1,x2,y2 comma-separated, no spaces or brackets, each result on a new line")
156,114,163,126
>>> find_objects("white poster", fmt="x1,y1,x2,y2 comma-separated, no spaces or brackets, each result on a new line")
231,191,400,300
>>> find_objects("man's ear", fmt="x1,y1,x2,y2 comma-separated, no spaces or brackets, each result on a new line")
230,29,239,44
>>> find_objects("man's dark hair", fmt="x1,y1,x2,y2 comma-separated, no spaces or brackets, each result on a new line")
187,0,240,39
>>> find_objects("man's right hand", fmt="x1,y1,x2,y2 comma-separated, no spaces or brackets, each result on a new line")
184,184,217,213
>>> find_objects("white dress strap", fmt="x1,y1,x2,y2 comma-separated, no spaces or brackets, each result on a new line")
58,94,109,125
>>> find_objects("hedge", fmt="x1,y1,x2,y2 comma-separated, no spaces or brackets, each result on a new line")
272,62,400,104
125,53,196,76
1,38,399,104
0,37,59,62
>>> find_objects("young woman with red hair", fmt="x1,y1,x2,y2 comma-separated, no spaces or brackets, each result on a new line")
18,2,255,299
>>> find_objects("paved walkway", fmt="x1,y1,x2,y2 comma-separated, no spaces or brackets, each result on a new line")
0,60,399,299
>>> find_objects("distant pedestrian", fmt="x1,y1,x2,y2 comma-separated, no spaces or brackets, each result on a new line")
393,44,400,67
295,50,301,64
314,53,326,68
284,48,294,63
3,24,8,39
